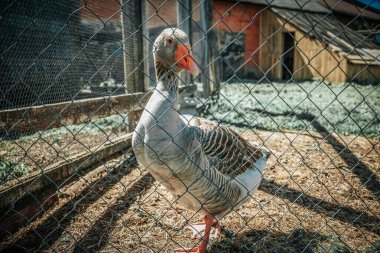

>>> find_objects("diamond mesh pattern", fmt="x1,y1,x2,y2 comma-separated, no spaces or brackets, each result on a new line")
0,0,379,252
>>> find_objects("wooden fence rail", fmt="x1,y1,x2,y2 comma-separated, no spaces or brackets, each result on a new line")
0,92,151,133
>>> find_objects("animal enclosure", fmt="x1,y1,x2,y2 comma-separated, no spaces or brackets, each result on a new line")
0,0,379,252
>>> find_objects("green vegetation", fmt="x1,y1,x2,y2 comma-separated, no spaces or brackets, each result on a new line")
0,158,29,184
204,80,380,138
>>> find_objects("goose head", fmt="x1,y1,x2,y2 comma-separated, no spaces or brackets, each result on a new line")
153,28,199,77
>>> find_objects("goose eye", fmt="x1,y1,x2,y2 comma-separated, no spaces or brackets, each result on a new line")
167,38,173,44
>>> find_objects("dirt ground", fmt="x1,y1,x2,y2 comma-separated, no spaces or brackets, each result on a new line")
1,129,379,252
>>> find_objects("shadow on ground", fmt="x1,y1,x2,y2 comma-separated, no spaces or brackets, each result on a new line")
209,228,326,253
72,174,154,252
1,157,140,252
259,180,380,234
223,108,380,201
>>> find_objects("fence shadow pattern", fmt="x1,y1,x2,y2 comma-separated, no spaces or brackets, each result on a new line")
0,0,379,252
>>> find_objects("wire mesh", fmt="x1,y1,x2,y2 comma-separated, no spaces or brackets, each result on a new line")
0,0,379,252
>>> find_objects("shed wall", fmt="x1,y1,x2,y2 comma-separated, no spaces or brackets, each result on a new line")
258,9,380,84
285,22,348,83
346,63,380,84
258,9,349,83
259,10,283,79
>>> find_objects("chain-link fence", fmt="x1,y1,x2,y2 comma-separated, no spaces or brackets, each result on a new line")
0,0,379,252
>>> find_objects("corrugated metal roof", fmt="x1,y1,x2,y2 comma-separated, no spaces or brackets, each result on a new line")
240,0,330,13
357,0,380,12
271,8,380,64
321,0,380,21
240,0,380,20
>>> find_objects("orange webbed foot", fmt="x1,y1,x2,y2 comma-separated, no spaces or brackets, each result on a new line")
187,222,221,240
174,247,201,253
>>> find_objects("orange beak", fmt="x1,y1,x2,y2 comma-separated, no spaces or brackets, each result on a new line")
175,43,200,76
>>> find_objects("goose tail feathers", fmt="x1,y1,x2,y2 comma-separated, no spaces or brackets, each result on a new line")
249,141,270,174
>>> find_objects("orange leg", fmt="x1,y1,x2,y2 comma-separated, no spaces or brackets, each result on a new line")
198,214,214,253
175,214,215,253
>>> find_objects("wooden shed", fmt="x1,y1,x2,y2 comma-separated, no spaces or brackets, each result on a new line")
251,0,380,84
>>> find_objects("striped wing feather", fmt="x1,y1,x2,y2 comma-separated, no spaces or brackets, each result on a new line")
189,117,264,178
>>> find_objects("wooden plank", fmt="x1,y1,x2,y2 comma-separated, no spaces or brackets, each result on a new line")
0,91,151,132
0,132,134,210
349,59,380,65
346,54,376,61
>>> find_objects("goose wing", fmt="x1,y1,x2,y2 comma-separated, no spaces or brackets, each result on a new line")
183,116,266,178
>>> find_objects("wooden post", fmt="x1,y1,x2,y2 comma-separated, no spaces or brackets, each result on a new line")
207,0,220,97
120,0,145,131
177,0,192,87
142,1,150,91
200,0,211,97
209,29,220,96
